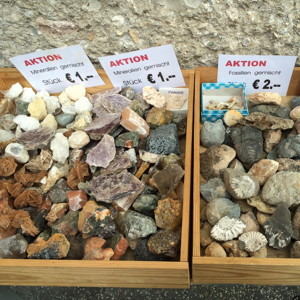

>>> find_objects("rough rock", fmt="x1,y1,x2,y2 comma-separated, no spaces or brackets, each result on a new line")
277,158,300,172
200,178,230,201
13,115,40,131
200,145,236,180
51,210,79,236
44,96,60,115
5,83,23,99
25,149,53,172
251,104,290,119
230,126,265,168
75,97,93,114
115,132,139,148
78,201,100,233
121,86,135,100
205,198,241,226
165,94,187,110
146,107,173,128
200,120,225,148
41,114,58,132
90,170,144,210
48,178,70,204
132,194,159,213
0,114,17,131
101,94,131,113
263,129,282,153
55,113,75,127
248,159,279,185
277,135,300,158
5,143,29,163
28,97,48,121
142,86,166,108
50,133,69,163
248,92,282,106
134,238,163,261
120,107,150,138
0,234,28,258
109,232,129,260
86,134,116,167
223,169,260,199
67,190,88,211
148,229,180,258
257,212,272,226
154,198,182,230
204,242,227,257
262,172,300,207
65,85,86,101
200,222,213,247
263,202,293,249
45,203,69,224
240,211,260,232
115,210,157,241
151,164,184,197
239,112,294,130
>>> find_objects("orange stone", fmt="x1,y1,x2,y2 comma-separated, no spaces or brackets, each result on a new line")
120,107,150,138
84,237,106,255
111,235,129,260
67,190,88,211
78,201,100,232
83,236,114,260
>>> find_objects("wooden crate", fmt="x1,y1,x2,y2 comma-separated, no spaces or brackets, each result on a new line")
193,67,300,285
0,68,194,288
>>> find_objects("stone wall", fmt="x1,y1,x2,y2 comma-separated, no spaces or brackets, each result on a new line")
1,0,299,68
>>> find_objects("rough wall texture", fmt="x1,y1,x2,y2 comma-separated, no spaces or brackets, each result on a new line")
1,0,299,69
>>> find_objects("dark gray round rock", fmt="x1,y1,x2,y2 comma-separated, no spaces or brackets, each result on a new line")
291,97,300,109
277,135,300,158
200,178,230,202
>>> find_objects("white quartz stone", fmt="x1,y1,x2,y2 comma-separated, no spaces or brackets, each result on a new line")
65,85,86,101
68,130,90,149
20,87,36,103
44,96,61,114
41,114,58,132
62,105,77,115
58,91,73,106
50,133,69,163
75,97,93,114
142,86,166,108
5,83,23,99
13,115,41,131
36,89,50,99
125,148,137,164
0,130,15,142
5,143,29,163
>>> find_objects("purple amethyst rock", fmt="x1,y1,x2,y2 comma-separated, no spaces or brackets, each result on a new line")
91,87,122,105
17,127,54,150
90,170,145,210
86,134,116,167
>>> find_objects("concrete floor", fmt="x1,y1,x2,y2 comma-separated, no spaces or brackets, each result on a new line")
1,285,300,300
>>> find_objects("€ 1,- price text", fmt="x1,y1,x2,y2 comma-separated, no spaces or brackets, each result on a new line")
65,72,94,83
252,79,281,90
147,72,176,84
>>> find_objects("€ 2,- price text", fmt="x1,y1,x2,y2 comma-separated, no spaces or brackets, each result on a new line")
147,72,176,84
65,72,94,83
252,79,281,90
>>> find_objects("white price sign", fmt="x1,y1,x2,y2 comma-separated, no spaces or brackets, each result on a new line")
98,44,185,91
9,45,105,93
218,55,297,95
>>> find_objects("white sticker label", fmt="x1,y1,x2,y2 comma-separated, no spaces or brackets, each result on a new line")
98,44,185,92
159,87,189,96
9,45,105,93
218,55,297,95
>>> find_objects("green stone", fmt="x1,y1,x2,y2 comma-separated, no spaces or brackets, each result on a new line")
115,132,139,148
132,194,159,213
16,101,29,115
51,211,79,236
129,99,146,117
55,113,75,127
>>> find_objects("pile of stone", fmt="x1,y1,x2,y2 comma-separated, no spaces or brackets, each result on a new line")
0,83,186,261
200,92,300,258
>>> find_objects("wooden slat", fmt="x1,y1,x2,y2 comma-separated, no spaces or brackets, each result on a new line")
0,260,189,288
0,68,193,288
192,67,300,285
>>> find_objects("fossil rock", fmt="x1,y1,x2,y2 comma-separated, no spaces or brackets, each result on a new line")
90,170,144,210
248,92,282,106
200,145,236,180
201,120,225,148
230,125,265,168
251,104,290,119
263,129,282,153
204,242,227,257
277,135,300,159
200,178,230,202
86,134,116,168
262,171,300,207
206,198,241,226
263,202,293,249
247,194,276,214
210,216,246,242
249,246,268,258
238,112,294,131
248,159,279,185
224,169,260,199
238,231,268,252
222,240,249,257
